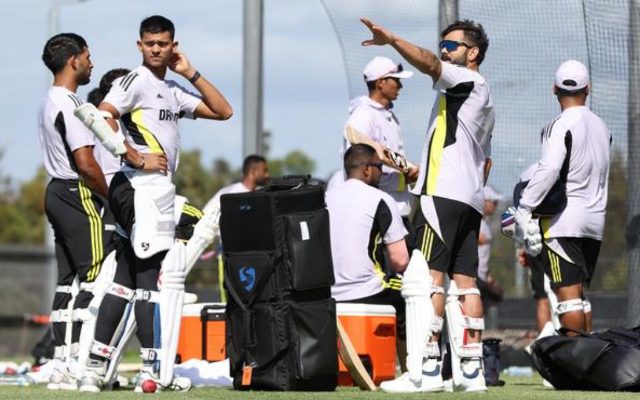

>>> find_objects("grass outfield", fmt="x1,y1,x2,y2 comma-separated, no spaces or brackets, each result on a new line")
2,376,640,399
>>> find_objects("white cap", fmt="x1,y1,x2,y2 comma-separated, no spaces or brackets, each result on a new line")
483,185,504,202
554,60,589,92
363,56,413,82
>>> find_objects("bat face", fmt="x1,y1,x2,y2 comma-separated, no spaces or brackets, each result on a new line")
346,126,416,174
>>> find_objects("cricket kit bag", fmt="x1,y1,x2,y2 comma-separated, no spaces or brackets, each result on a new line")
530,327,640,391
220,176,338,391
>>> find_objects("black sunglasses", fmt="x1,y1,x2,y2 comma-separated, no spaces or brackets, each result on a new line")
439,39,472,52
366,162,383,172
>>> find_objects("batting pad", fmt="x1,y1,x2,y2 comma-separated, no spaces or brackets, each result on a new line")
159,242,187,387
401,250,434,383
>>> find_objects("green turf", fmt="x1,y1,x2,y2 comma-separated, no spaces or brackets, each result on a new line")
1,375,640,399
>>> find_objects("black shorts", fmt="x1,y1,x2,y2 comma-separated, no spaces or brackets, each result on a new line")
541,237,601,289
528,254,547,300
45,179,115,284
412,196,482,277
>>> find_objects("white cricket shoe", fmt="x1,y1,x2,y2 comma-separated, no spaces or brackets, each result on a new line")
47,363,77,391
454,358,487,392
133,366,191,393
380,359,444,393
78,359,106,393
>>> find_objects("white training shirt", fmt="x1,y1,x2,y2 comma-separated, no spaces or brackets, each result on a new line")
411,62,494,214
38,86,95,180
342,96,414,216
327,179,407,301
203,181,251,211
519,106,611,240
104,65,202,174
477,218,492,281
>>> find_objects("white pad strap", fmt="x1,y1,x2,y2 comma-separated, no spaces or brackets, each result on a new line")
50,309,72,323
136,289,160,303
463,316,485,330
79,282,95,292
90,340,116,360
56,285,73,294
424,342,440,358
431,314,444,333
54,345,67,359
448,287,481,297
107,283,136,302
141,347,160,363
74,103,127,156
582,298,592,314
432,285,445,295
72,308,93,322
557,298,584,315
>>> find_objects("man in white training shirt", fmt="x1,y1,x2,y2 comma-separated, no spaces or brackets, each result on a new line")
38,33,115,390
342,56,418,219
81,15,232,392
362,18,493,392
327,144,409,369
515,60,610,335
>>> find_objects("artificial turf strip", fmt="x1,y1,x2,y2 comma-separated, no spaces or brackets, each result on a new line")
1,376,640,399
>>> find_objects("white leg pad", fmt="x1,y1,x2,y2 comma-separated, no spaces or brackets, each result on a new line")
77,251,118,380
446,282,486,391
401,250,435,383
184,201,220,275
127,172,176,259
158,242,187,387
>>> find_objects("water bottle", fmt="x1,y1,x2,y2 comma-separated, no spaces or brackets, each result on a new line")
503,366,534,377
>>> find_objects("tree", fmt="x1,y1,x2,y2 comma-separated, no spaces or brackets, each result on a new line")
268,150,316,177
0,164,46,244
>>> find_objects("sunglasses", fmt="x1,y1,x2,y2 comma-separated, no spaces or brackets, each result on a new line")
439,39,472,52
367,162,384,172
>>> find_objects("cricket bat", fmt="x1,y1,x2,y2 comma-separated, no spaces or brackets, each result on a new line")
345,126,418,174
336,317,377,391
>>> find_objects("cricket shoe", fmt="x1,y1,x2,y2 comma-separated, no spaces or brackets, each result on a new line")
47,363,77,390
454,358,487,392
133,366,191,393
380,359,444,393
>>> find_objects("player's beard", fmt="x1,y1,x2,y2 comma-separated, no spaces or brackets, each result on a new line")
441,51,468,67
78,72,91,86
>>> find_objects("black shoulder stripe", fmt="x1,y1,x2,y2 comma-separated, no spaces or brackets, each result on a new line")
542,115,561,140
67,94,82,107
120,72,139,91
54,111,78,173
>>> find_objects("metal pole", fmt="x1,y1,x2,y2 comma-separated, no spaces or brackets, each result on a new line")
243,0,264,157
626,0,640,327
438,0,459,33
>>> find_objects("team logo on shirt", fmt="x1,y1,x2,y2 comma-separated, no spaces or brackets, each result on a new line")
159,109,180,122
239,266,256,292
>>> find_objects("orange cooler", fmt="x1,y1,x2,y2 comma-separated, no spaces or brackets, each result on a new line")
176,303,226,363
337,303,397,386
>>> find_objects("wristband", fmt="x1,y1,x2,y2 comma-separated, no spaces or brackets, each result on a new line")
189,70,201,84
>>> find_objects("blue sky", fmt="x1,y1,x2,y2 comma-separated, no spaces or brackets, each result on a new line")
0,0,350,184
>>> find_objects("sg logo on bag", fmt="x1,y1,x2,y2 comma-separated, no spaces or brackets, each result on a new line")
239,266,256,292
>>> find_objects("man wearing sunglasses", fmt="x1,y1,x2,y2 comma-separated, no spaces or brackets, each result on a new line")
327,144,410,371
361,18,493,393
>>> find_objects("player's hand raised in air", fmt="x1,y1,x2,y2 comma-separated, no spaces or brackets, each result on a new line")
361,18,397,46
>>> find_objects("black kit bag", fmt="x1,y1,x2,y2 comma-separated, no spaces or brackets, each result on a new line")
220,176,338,391
530,327,640,391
